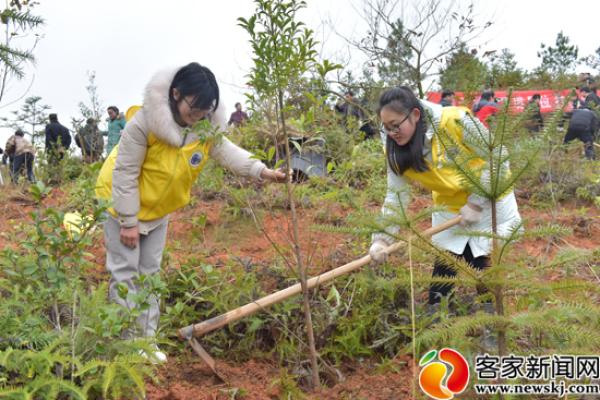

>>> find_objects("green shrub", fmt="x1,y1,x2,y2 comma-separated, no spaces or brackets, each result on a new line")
0,179,157,399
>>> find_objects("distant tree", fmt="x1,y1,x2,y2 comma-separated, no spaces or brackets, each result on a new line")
438,44,488,94
79,71,103,121
537,31,579,78
73,71,104,132
523,68,556,90
1,95,49,145
334,67,382,118
374,19,413,87
0,2,44,105
337,70,359,95
347,0,492,97
582,46,600,74
486,48,526,89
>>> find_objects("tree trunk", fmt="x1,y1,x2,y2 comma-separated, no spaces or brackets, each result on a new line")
277,89,320,389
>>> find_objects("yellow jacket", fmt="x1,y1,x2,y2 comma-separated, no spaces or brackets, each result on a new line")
403,106,485,213
95,107,212,222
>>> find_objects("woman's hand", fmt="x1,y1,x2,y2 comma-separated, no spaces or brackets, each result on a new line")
459,202,483,226
369,240,389,264
260,168,288,183
120,225,140,249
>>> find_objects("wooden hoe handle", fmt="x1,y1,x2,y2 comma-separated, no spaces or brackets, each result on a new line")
178,216,462,340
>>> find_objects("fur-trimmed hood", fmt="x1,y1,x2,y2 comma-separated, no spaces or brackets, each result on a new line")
142,66,227,147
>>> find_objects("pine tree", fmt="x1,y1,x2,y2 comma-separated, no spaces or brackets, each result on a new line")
583,46,600,73
375,19,414,88
537,31,579,78
0,4,44,104
369,92,600,364
486,48,526,89
438,44,488,94
1,95,50,145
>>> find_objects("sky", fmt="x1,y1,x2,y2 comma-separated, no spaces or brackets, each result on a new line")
0,0,598,147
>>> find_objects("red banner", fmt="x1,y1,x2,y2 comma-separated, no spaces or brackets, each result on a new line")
426,90,575,113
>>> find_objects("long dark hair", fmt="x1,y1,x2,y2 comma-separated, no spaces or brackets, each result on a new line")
378,86,429,175
169,62,220,118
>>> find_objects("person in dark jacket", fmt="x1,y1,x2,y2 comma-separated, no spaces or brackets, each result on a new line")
76,118,104,163
564,108,597,160
439,90,455,107
1,145,10,167
525,94,544,133
227,102,249,127
335,90,376,140
45,113,71,161
580,86,600,113
0,146,4,186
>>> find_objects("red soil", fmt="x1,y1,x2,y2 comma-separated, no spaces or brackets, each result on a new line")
1,185,598,399
145,358,413,400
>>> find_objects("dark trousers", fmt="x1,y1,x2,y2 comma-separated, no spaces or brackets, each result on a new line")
11,153,35,183
563,127,596,160
359,123,376,140
428,244,489,305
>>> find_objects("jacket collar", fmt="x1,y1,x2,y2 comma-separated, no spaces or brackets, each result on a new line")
420,99,442,141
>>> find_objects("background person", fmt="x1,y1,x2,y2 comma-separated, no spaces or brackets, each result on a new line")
105,106,127,155
335,90,376,140
5,129,35,183
439,89,455,107
579,86,600,112
473,89,499,127
525,93,544,133
45,113,71,162
76,118,104,163
563,108,597,160
227,102,249,127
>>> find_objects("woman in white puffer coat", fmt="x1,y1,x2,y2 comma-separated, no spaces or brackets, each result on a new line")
96,62,286,362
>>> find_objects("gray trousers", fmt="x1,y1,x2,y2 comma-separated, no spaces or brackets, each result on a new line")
104,215,168,337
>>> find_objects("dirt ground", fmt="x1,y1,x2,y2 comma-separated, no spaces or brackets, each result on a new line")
145,358,413,400
0,185,598,399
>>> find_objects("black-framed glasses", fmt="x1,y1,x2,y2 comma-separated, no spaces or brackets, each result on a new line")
182,97,209,117
383,112,412,134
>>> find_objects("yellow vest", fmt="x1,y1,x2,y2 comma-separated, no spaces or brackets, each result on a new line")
402,107,485,213
95,106,212,221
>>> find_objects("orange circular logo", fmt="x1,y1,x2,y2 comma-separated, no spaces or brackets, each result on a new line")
419,348,470,399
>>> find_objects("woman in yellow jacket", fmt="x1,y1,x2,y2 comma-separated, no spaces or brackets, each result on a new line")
96,62,285,362
369,87,522,310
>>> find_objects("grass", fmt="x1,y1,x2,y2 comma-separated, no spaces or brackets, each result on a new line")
0,116,598,397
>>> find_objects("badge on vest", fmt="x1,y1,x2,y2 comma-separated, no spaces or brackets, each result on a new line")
190,152,203,167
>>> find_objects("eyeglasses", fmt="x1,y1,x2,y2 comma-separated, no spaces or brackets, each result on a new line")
383,112,412,134
182,97,209,118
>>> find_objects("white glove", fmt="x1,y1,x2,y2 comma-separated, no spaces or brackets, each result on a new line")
369,240,389,264
459,202,483,226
